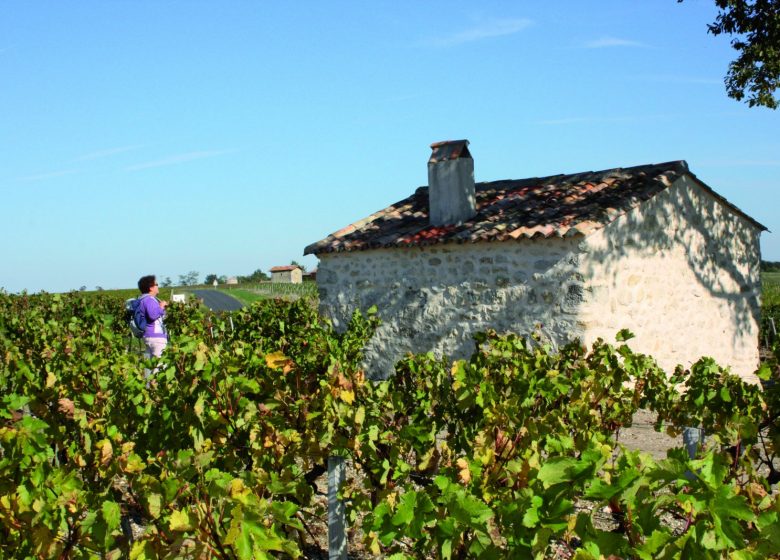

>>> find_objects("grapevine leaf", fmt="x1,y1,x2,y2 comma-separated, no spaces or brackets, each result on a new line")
123,453,146,473
102,500,121,531
340,389,355,405
265,351,290,369
456,458,471,485
636,529,673,559
521,495,543,528
100,439,113,466
169,509,195,531
129,541,156,560
147,493,162,519
442,539,453,559
194,395,205,419
616,329,635,341
252,527,287,553
391,491,417,526
538,457,580,487
701,529,721,550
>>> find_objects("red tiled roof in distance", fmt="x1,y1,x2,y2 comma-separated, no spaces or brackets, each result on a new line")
304,160,766,256
270,265,301,272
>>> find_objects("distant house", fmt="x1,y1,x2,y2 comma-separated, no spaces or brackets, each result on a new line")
226,277,238,285
270,265,303,284
305,140,765,381
303,268,317,282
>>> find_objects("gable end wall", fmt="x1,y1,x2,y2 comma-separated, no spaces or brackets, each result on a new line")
579,176,762,382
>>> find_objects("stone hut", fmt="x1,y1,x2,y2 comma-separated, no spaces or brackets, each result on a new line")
305,140,766,381
270,265,303,284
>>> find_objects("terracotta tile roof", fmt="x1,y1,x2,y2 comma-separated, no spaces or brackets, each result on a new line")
304,160,765,255
270,265,301,272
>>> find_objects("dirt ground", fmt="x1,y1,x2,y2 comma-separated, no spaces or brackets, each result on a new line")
618,408,681,459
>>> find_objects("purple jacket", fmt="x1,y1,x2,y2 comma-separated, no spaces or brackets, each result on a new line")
139,295,167,339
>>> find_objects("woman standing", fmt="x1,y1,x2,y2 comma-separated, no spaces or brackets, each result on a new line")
136,275,168,358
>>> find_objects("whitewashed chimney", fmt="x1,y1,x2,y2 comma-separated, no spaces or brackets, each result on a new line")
428,139,476,226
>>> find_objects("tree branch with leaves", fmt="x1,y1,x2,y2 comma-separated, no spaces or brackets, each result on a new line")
682,0,780,109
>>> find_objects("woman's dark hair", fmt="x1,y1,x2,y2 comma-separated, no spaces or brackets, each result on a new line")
138,275,157,294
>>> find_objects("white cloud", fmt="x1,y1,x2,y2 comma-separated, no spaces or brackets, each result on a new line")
18,169,79,182
424,18,533,47
73,145,144,162
583,36,647,49
125,149,233,171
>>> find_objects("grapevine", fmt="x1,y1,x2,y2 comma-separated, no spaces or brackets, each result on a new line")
0,292,778,559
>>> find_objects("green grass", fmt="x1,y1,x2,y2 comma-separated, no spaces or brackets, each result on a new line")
763,272,780,307
213,288,271,306
218,281,317,301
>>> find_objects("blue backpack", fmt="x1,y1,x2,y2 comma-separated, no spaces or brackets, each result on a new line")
125,295,150,338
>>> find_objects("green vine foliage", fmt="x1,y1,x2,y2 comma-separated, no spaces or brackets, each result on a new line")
0,293,779,559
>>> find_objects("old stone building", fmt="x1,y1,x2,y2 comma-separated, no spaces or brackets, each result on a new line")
305,140,765,381
270,265,303,284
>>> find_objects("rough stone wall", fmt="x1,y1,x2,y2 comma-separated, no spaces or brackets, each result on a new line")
579,176,762,382
271,269,303,284
316,238,585,378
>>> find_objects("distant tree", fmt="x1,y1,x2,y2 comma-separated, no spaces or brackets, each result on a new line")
218,275,227,284
79,285,87,292
237,269,269,283
290,260,307,273
762,260,780,272
178,271,200,286
681,0,780,109
161,276,172,288
95,286,104,291
204,274,218,285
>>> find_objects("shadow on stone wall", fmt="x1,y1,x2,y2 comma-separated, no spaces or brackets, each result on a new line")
581,177,761,354
320,244,585,379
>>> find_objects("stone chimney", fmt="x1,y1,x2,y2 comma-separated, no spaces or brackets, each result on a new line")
428,139,476,226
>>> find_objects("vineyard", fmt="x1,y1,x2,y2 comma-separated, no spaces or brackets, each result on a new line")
216,282,318,305
764,273,780,348
1,291,780,559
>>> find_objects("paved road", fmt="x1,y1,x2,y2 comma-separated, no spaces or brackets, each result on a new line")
192,290,244,312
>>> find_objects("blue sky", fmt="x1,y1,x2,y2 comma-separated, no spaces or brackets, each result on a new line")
2,1,778,293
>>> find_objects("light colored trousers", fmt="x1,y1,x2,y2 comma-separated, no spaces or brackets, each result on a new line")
143,337,167,380
143,337,167,358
